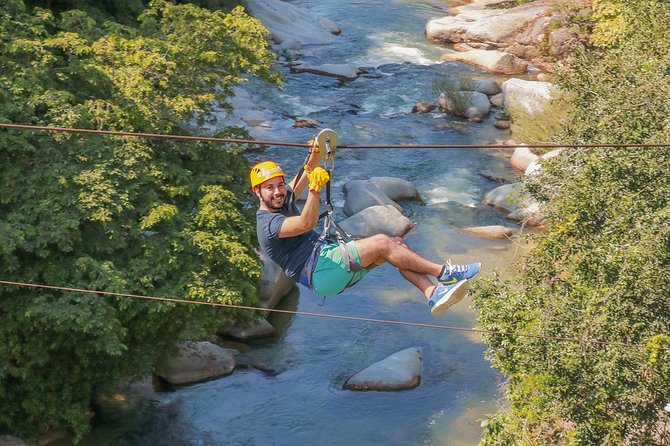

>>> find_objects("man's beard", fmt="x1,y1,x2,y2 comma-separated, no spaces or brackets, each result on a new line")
262,193,285,210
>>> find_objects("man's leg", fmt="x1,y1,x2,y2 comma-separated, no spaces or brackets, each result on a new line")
354,234,441,297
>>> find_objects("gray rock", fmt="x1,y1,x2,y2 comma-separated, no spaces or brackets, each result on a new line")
0,436,32,446
502,78,556,114
228,319,276,340
258,249,296,309
490,92,504,108
439,91,491,121
368,177,421,201
291,63,360,80
483,182,544,227
339,205,414,238
154,341,237,385
510,145,538,172
463,225,517,239
343,180,403,217
470,79,501,96
246,0,340,47
425,1,551,47
343,347,422,391
495,120,511,130
442,50,528,75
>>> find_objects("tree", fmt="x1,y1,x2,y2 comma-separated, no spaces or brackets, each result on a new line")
0,0,279,439
475,1,670,444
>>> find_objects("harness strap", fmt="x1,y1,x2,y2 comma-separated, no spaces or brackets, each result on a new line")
298,239,326,290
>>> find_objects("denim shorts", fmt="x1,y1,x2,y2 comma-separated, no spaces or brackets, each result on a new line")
310,240,368,296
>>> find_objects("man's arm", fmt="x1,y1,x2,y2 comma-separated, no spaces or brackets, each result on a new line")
278,189,321,238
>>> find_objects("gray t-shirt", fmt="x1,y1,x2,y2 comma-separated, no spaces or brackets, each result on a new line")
256,189,321,281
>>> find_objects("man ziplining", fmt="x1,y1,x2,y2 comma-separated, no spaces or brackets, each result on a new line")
251,141,481,316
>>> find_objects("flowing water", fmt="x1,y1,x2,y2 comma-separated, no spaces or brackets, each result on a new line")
80,1,531,444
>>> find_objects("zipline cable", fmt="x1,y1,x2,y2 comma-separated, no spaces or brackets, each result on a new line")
3,123,670,149
0,123,308,148
1,279,667,352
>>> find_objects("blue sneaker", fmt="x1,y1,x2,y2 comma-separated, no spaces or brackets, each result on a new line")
428,280,469,316
438,260,481,285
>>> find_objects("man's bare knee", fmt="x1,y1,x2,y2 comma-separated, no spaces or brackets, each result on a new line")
390,236,408,248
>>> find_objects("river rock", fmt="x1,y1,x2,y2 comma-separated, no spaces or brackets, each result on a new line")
510,145,538,172
483,182,544,226
439,91,491,122
258,249,296,309
425,1,551,49
245,0,340,47
495,120,511,130
412,102,437,114
343,180,403,216
293,118,319,128
343,347,422,391
442,50,528,75
154,341,237,385
227,318,276,339
0,437,31,446
368,177,421,201
339,205,414,238
447,78,501,96
502,78,556,114
463,225,517,239
490,92,504,108
291,63,360,80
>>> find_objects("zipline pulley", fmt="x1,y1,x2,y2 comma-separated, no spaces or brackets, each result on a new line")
316,128,337,171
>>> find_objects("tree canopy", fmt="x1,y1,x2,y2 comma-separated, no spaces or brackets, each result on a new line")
0,0,279,439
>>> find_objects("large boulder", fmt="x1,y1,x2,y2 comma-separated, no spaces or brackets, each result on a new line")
425,1,587,70
502,78,557,114
343,347,422,391
445,78,501,96
439,91,491,122
368,177,421,201
510,145,538,172
442,50,528,75
343,180,403,217
426,2,550,46
154,341,237,385
245,0,340,47
258,249,296,309
339,205,414,238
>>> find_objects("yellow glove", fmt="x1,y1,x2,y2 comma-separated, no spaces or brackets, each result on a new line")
304,165,330,192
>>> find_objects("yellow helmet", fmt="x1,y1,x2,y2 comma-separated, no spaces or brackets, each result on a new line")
250,161,285,190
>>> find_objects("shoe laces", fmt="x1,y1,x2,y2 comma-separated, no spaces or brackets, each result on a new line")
446,259,467,274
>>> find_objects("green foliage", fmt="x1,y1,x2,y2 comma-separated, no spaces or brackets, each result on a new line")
475,1,670,444
0,0,278,440
507,91,572,148
591,0,670,49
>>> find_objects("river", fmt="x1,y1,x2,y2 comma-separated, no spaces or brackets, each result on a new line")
80,0,528,444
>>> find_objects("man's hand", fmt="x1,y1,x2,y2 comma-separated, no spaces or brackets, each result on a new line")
304,165,330,192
